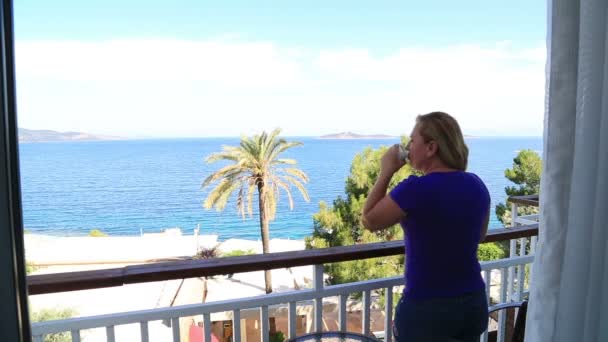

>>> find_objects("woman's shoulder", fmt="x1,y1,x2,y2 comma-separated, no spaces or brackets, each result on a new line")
463,171,488,186
421,171,488,189
399,171,486,187
461,172,490,197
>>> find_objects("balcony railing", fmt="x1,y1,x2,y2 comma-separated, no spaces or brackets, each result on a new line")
510,194,540,226
28,219,538,342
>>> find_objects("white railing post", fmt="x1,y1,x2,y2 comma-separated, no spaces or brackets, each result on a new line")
498,268,508,342
508,240,516,301
384,287,393,342
511,203,519,227
233,310,242,342
517,238,526,299
508,202,519,302
261,306,269,342
481,270,491,342
71,330,81,342
140,321,149,342
288,302,297,339
171,317,180,342
106,325,116,342
204,313,212,342
362,290,370,336
313,264,324,333
339,294,347,333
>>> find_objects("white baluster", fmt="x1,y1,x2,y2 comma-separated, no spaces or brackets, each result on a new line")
171,317,180,342
498,268,508,342
339,294,347,333
481,270,491,342
204,313,212,342
233,310,242,342
106,325,116,342
313,264,324,333
517,238,526,298
288,302,297,339
261,306,269,342
362,290,370,336
71,330,81,342
384,287,393,342
511,203,519,227
140,321,149,342
508,239,516,301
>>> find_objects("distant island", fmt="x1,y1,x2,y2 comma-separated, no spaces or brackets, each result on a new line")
18,128,124,143
319,132,396,139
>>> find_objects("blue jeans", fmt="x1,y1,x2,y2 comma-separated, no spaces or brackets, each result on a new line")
393,289,488,342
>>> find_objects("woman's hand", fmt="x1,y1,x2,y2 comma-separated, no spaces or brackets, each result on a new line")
362,144,408,231
380,144,406,176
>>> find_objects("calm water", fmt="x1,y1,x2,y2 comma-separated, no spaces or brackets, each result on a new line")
18,137,542,240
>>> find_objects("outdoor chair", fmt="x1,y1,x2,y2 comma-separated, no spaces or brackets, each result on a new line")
487,300,528,342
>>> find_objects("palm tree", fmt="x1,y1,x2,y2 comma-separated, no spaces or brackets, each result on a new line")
202,128,310,293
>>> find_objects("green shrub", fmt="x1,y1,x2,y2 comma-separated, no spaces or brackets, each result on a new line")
478,242,506,261
31,307,76,342
222,249,255,257
270,331,285,342
88,229,108,237
26,262,39,274
195,245,221,259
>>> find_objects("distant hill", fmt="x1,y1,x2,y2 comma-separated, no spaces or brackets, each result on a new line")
18,128,124,143
319,132,396,139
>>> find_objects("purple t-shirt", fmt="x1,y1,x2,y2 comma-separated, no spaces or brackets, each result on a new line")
389,171,490,299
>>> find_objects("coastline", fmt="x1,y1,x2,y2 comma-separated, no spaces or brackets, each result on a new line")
25,233,305,266
26,233,311,341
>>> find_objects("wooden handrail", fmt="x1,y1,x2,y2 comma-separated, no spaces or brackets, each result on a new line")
27,224,538,295
508,194,539,207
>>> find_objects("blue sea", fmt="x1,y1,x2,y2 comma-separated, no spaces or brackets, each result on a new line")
18,137,542,240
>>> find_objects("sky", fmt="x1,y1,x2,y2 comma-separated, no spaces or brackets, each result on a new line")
14,1,547,138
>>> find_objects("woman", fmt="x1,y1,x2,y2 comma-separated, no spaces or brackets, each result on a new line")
362,112,490,342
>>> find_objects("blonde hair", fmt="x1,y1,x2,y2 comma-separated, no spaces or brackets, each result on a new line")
416,111,469,171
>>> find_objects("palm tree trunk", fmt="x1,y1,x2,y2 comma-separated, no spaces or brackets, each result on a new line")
202,277,208,303
258,182,273,294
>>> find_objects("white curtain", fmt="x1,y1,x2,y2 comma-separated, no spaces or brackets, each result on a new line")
525,0,608,341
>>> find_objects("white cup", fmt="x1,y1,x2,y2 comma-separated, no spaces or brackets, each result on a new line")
397,144,409,162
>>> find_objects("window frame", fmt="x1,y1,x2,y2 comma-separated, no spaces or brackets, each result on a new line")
0,0,32,340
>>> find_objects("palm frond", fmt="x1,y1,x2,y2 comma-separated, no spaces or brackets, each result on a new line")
236,185,246,218
283,175,310,202
264,135,286,160
272,158,297,165
267,128,282,142
272,176,294,210
247,180,257,216
204,179,238,209
284,168,310,183
267,141,303,164
263,183,277,220
239,138,264,173
205,146,242,163
202,164,247,188
213,181,243,211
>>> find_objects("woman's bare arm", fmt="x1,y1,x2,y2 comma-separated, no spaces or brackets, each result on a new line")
361,173,405,231
362,145,407,232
